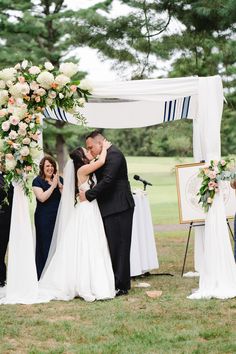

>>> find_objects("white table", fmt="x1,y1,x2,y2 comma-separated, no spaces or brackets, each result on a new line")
130,190,159,277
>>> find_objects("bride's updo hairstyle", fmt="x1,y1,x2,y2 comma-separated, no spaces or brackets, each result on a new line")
69,147,94,205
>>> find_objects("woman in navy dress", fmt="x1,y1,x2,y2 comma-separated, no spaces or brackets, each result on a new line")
32,156,63,279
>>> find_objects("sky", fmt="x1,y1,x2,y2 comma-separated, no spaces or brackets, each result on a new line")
64,0,129,82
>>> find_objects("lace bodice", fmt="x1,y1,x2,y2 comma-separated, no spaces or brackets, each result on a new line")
78,174,96,192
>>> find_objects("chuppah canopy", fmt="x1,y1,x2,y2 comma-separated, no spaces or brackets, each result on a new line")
44,74,225,277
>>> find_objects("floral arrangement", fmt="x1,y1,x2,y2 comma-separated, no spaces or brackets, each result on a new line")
0,60,92,199
197,159,236,212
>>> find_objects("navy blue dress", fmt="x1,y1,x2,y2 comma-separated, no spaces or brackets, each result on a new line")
32,175,63,279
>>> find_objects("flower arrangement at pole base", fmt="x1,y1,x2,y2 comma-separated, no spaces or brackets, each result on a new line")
0,60,92,200
197,159,236,212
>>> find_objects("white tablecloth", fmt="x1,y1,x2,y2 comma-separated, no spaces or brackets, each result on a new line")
130,191,159,276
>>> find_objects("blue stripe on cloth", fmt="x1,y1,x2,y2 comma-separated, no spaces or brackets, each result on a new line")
181,97,186,118
172,100,176,120
163,101,167,122
167,101,172,121
181,96,191,119
186,96,191,117
43,107,51,118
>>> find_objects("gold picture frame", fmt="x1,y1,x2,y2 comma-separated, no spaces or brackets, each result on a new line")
175,162,235,224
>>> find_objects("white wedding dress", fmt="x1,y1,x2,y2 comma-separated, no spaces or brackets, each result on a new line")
39,167,115,302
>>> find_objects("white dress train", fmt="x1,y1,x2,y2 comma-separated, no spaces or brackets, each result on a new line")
39,179,115,302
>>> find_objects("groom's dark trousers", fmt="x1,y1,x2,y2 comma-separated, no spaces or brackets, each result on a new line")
0,174,13,284
86,145,135,291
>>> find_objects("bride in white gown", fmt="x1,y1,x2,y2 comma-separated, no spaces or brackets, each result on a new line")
39,140,115,302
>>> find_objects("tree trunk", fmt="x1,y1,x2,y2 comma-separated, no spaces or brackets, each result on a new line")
55,121,68,173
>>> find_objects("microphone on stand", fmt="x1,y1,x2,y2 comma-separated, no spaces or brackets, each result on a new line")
133,175,152,190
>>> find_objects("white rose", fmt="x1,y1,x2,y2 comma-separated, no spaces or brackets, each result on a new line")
35,88,46,96
9,130,18,140
18,129,26,137
48,91,57,99
44,62,54,71
28,66,41,75
36,71,54,89
21,60,29,69
1,120,10,131
20,146,30,157
59,62,78,78
12,143,20,150
5,158,17,171
15,97,23,106
0,80,5,89
0,90,9,105
79,79,93,92
55,74,70,87
59,93,64,99
0,68,17,82
14,63,21,70
18,115,28,125
29,122,35,129
22,137,31,145
9,115,20,125
30,81,39,91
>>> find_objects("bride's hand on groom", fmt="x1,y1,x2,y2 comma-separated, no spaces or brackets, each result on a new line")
79,190,87,202
102,139,112,150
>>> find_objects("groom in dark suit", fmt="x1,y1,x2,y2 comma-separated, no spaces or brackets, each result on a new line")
0,170,13,287
81,130,135,296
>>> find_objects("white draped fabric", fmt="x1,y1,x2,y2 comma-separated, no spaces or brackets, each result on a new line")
130,192,159,277
0,184,39,304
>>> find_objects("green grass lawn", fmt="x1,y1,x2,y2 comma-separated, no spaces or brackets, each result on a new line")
2,156,236,353
127,156,193,225
1,230,236,353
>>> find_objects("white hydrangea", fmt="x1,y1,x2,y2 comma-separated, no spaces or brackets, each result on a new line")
5,157,17,171
12,106,27,120
0,90,9,105
44,62,54,71
59,62,78,78
28,66,41,75
37,71,54,89
55,74,70,87
30,147,41,160
0,68,17,82
9,82,30,97
0,80,5,89
79,79,93,92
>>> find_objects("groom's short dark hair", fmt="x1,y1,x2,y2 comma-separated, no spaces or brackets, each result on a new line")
86,130,104,140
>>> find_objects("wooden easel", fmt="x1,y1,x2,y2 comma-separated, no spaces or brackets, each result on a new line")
181,219,234,276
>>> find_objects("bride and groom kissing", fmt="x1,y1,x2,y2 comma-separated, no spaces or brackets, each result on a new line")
39,130,135,302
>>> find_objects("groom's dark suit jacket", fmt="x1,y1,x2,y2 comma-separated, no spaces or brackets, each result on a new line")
85,145,134,217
